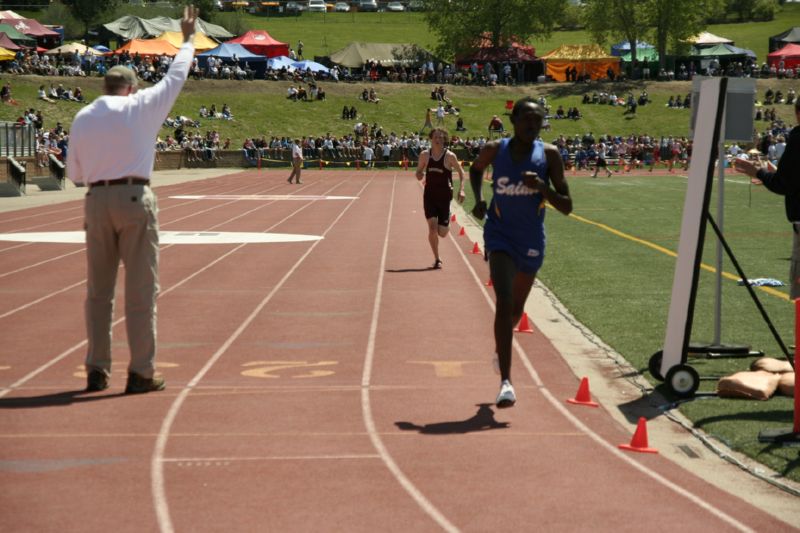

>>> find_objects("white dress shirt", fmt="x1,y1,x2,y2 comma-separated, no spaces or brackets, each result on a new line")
67,42,195,185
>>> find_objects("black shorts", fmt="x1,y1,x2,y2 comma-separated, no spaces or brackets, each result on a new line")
597,157,607,167
423,193,451,226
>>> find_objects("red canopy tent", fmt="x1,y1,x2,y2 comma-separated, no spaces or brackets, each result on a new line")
226,30,288,58
0,18,58,37
768,42,800,70
0,32,24,51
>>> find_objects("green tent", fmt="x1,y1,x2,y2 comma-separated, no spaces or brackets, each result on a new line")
0,23,35,46
620,49,659,62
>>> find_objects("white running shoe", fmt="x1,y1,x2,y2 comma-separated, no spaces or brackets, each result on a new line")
496,380,516,408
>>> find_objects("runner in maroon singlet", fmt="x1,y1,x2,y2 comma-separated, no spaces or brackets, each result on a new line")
415,128,466,269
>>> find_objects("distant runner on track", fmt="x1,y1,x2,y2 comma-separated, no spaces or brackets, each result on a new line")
469,98,573,408
415,128,466,269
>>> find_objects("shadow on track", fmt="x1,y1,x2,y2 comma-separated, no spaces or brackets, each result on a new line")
395,403,509,434
0,390,126,409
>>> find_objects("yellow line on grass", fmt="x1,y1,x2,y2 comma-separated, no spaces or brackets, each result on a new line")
566,211,790,302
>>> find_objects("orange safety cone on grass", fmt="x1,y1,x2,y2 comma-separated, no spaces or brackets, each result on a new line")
618,417,658,454
567,377,599,407
515,312,534,333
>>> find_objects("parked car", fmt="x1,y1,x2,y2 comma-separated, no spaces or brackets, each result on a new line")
386,1,405,11
358,0,378,11
307,0,327,11
333,1,350,11
406,0,425,10
285,0,304,12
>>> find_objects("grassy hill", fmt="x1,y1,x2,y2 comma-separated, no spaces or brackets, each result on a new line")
1,76,796,147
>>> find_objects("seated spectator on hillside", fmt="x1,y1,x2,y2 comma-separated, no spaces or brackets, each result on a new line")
361,88,369,101
1,82,18,105
488,115,503,134
349,105,357,119
200,105,209,118
342,105,349,119
567,107,582,120
287,85,298,100
71,87,84,103
764,87,774,105
456,116,466,131
317,86,326,100
221,103,233,120
667,96,675,108
682,93,691,108
38,84,54,103
582,93,591,104
775,90,784,104
297,85,308,101
368,88,379,103
638,90,650,106
555,105,565,119
787,88,797,105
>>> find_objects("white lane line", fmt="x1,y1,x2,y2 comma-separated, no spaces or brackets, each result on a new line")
447,228,755,533
361,176,459,533
0,180,351,397
151,178,372,533
163,454,380,462
0,180,322,316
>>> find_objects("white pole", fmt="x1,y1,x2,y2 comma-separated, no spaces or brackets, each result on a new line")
714,137,725,346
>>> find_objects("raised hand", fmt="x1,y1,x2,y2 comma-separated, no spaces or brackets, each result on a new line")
181,4,199,44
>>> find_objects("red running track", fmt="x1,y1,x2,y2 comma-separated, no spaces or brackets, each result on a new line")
0,170,796,532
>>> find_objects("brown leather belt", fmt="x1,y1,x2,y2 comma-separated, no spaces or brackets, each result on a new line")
89,177,150,188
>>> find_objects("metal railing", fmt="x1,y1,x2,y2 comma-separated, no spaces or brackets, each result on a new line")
0,122,36,158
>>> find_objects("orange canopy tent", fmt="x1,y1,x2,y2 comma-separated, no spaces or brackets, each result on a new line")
113,38,179,57
541,44,620,82
156,31,218,52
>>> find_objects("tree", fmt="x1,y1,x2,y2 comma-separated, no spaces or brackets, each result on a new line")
584,0,725,69
62,0,120,33
582,0,650,66
421,0,564,61
649,0,725,68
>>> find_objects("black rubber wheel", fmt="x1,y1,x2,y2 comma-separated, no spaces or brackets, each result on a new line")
648,351,664,381
665,364,700,398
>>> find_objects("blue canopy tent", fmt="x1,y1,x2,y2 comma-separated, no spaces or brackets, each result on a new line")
267,55,295,71
291,59,330,75
198,42,267,78
610,40,655,57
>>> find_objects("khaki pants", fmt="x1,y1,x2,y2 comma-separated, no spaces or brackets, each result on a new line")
84,184,159,378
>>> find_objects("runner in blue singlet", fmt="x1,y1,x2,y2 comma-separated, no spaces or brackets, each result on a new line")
469,98,573,408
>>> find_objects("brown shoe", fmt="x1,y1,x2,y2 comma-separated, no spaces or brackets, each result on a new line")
86,369,109,392
125,372,165,394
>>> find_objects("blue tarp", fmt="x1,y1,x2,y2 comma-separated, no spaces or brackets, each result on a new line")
291,59,330,74
267,55,295,70
610,40,654,57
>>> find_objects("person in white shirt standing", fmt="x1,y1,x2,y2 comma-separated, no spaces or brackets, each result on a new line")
287,138,303,184
66,5,199,394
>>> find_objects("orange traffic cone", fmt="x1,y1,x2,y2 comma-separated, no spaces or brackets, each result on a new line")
567,377,599,407
515,312,534,333
471,242,481,254
458,227,465,236
485,277,493,287
618,417,658,454
451,214,456,222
